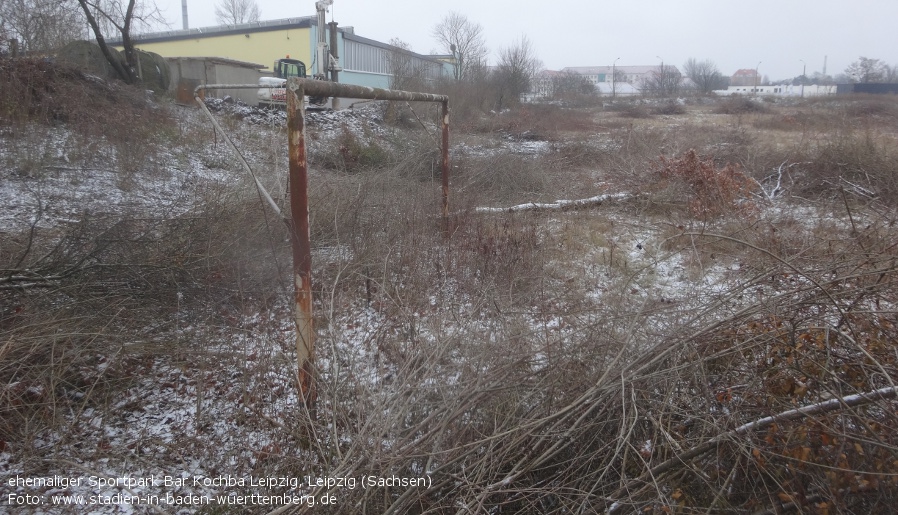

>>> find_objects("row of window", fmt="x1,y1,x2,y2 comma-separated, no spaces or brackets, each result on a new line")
732,87,784,93
588,74,629,83
343,40,442,79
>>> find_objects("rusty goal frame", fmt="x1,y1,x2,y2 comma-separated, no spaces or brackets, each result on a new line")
195,79,450,410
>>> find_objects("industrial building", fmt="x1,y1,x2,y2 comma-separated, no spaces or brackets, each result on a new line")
114,15,453,93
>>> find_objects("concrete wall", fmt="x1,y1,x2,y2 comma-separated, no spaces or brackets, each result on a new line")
851,83,898,95
167,57,265,104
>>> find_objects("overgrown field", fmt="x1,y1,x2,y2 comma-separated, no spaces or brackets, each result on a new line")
2,58,898,514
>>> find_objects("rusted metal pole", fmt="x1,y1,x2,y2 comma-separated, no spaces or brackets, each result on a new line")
441,100,450,236
286,81,317,411
287,77,448,104
328,21,340,110
195,80,449,413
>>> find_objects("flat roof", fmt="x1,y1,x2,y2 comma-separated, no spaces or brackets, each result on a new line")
111,16,445,65
110,17,315,45
164,56,265,69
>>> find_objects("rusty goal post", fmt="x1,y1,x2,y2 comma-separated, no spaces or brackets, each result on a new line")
195,79,450,410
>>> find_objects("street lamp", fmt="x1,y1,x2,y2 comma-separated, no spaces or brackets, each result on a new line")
799,59,806,98
755,61,762,95
612,57,620,101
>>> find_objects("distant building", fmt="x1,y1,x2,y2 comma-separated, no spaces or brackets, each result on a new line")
109,17,453,91
730,68,761,87
562,65,682,94
717,84,836,97
530,69,563,98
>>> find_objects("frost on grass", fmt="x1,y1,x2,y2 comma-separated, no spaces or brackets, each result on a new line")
4,78,898,513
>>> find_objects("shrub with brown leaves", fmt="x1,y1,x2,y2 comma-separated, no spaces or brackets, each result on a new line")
655,149,757,218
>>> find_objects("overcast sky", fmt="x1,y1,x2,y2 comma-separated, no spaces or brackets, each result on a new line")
156,0,897,81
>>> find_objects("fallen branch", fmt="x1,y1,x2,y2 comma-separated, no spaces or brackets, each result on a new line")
0,274,65,284
607,385,898,512
750,161,807,202
750,161,786,202
475,192,630,213
0,271,68,289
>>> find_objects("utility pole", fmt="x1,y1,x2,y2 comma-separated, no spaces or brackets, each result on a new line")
612,57,619,102
328,20,340,109
656,56,664,97
800,59,806,98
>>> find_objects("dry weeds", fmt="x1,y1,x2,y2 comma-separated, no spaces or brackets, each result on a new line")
3,64,898,513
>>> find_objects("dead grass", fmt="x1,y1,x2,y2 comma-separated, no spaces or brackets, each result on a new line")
4,63,898,514
474,103,600,141
714,96,770,115
0,57,174,142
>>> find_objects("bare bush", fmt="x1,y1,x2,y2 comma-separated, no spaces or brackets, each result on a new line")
0,57,173,142
714,96,769,114
5,59,898,515
615,101,652,119
295,208,898,514
797,127,898,201
840,94,898,120
1,190,291,447
478,103,598,141
0,0,83,53
549,70,599,105
651,100,686,115
654,149,757,218
309,124,390,173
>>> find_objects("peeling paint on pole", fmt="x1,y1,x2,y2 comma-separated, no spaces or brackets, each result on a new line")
287,77,449,104
441,101,450,236
281,77,451,412
194,81,450,414
286,82,317,410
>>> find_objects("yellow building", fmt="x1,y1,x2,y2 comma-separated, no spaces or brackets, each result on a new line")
121,17,452,91
127,17,315,78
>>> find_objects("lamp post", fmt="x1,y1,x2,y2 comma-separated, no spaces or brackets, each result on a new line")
612,57,620,102
656,55,664,96
755,61,761,95
800,59,806,98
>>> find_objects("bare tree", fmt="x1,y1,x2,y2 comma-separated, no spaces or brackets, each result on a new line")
886,64,898,83
642,64,682,97
493,35,542,109
551,70,595,98
683,58,724,94
432,11,487,82
386,38,424,91
0,0,84,53
214,0,260,26
76,0,165,84
611,68,628,85
845,57,888,83
810,71,832,85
